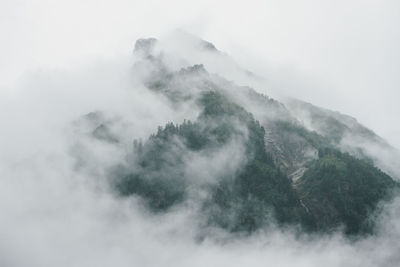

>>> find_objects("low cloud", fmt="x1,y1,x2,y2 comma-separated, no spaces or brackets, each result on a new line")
2,1,400,262
0,45,399,267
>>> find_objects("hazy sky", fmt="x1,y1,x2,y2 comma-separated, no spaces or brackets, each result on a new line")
1,0,399,148
2,1,400,266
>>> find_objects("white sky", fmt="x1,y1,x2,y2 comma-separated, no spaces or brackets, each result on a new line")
1,2,400,266
1,0,399,147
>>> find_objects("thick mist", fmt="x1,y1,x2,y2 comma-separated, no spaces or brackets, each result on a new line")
2,1,400,266
2,0,400,147
0,37,400,266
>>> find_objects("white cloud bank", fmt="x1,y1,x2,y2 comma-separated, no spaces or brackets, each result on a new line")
1,1,400,266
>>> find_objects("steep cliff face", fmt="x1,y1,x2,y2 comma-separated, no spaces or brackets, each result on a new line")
131,37,322,181
80,36,399,236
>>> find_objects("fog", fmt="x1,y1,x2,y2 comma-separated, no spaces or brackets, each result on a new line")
1,0,400,266
2,0,400,147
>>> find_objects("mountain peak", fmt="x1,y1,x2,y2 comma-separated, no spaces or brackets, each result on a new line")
198,39,218,52
134,38,157,55
167,30,221,53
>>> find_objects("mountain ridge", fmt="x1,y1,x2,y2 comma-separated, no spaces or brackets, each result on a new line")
78,34,400,237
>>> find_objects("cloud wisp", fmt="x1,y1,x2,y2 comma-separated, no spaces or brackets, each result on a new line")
1,32,400,267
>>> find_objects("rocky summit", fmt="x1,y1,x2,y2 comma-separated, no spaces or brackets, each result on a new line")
84,35,399,236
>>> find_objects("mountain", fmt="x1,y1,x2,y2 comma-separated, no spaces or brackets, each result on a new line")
285,99,400,180
81,34,399,236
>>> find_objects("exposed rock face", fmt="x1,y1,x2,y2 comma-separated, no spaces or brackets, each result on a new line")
134,38,157,56
130,35,400,183
264,124,318,179
77,35,400,237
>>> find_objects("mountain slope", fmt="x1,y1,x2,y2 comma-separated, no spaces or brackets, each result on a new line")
81,35,399,236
